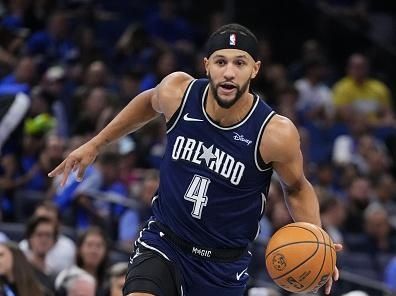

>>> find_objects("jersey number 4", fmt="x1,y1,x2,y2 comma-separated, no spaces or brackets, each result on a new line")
184,174,211,219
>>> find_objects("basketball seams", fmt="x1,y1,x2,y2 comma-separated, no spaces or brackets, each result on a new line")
265,241,335,260
265,225,331,259
265,223,336,292
319,227,336,276
268,226,321,280
300,228,328,292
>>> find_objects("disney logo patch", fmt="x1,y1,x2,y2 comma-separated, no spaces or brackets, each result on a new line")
233,132,252,145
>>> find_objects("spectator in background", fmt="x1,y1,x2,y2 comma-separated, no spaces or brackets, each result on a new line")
320,196,346,244
343,176,373,233
384,257,396,293
0,25,26,73
275,86,299,125
0,232,8,243
288,39,327,81
260,64,289,105
83,61,114,91
332,110,370,169
294,56,334,122
118,170,159,251
53,151,127,230
0,56,36,95
25,10,77,65
312,163,339,198
144,0,194,46
103,262,128,296
118,71,143,107
0,241,45,296
139,49,178,92
332,53,394,127
374,174,396,225
356,134,391,180
74,26,104,69
19,201,76,275
55,266,96,296
40,66,70,137
0,153,24,220
75,227,109,293
39,135,65,192
113,24,154,75
17,122,56,194
360,203,396,254
24,216,56,292
73,87,111,136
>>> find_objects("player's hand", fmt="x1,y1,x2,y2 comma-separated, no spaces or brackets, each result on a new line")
48,142,99,186
324,243,343,295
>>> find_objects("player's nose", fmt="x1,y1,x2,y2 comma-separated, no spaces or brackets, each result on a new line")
223,64,236,80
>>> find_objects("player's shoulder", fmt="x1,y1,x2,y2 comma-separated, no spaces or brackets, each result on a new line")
154,71,195,120
260,114,300,162
158,71,195,95
265,114,298,138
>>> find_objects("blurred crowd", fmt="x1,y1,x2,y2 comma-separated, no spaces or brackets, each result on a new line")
0,0,395,295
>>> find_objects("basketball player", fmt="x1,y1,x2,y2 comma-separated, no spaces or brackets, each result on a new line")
49,24,342,296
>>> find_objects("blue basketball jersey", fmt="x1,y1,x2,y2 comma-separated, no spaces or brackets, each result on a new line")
151,78,276,248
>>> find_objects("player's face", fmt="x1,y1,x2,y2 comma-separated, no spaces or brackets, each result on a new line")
204,49,260,109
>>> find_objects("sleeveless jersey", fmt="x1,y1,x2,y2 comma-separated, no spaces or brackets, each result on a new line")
152,78,276,248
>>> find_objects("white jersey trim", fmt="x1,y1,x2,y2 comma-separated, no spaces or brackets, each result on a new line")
254,110,276,171
135,220,171,261
260,193,267,215
254,222,261,240
166,79,196,134
201,84,260,130
254,193,267,240
151,195,159,205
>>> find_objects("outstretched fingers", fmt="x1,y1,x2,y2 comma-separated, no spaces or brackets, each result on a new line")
60,158,77,186
76,161,89,182
48,159,66,178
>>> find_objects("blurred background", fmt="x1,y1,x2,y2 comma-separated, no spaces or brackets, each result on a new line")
0,0,395,295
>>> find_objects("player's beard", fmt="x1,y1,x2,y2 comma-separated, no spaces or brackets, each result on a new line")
208,74,250,109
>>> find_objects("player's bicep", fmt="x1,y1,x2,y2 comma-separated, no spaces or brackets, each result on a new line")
261,115,305,189
272,148,305,191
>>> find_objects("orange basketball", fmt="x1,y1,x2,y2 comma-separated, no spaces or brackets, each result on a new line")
265,222,336,293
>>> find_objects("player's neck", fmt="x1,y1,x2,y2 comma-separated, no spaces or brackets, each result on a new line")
206,92,254,127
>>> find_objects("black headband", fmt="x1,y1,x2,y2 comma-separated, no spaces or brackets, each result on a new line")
205,30,258,61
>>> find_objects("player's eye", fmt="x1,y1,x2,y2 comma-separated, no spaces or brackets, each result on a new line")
235,60,246,66
215,59,226,66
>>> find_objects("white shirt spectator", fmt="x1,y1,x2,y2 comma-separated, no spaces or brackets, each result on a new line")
19,234,76,275
294,78,333,116
0,232,8,243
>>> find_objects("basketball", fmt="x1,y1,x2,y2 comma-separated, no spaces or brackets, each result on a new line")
265,222,336,293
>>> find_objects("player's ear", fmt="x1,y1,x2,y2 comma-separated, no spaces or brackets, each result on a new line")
204,57,209,76
251,60,261,79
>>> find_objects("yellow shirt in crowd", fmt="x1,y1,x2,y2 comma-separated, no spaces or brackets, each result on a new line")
332,76,391,120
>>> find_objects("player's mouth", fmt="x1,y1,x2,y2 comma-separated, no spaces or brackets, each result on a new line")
218,83,237,95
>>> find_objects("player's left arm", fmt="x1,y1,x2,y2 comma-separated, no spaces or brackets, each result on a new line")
260,114,342,295
260,114,320,226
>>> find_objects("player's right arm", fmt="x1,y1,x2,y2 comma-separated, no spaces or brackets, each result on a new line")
48,71,193,186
